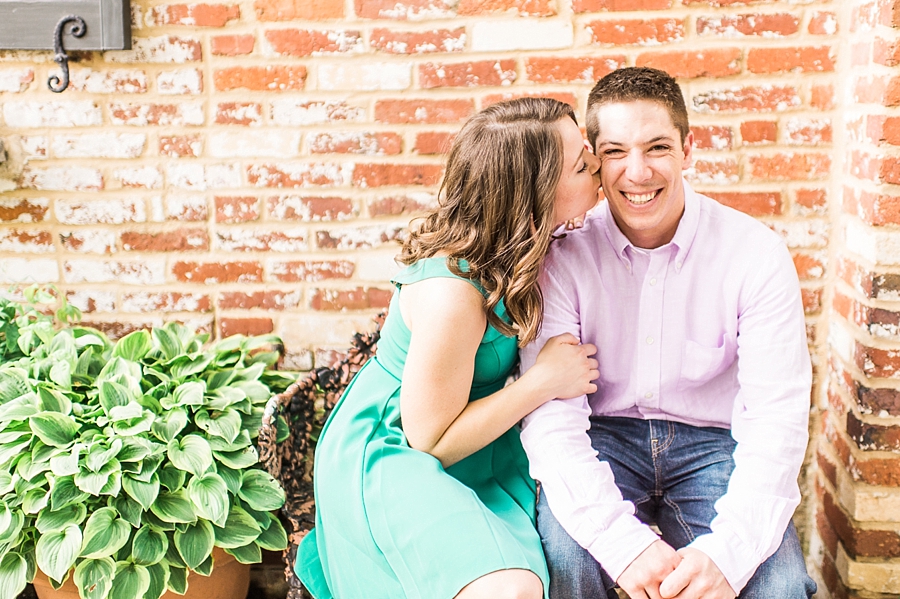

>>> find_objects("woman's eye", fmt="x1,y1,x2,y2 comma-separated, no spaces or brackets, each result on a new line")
577,163,588,173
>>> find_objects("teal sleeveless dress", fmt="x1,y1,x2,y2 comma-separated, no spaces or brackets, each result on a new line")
296,257,549,599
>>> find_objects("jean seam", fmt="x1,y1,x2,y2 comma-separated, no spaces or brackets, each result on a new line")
662,494,695,544
657,420,675,453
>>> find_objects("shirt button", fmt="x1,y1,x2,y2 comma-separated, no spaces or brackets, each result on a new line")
649,278,657,286
646,336,654,344
676,261,683,269
644,392,653,399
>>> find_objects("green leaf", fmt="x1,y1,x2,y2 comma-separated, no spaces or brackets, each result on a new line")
152,327,182,361
114,495,143,528
212,505,260,549
35,504,86,534
109,402,143,422
86,439,123,472
28,412,77,448
224,542,261,565
113,330,152,362
0,506,23,544
109,562,151,599
49,444,82,477
238,470,285,512
35,524,82,582
99,380,132,413
131,528,167,566
150,490,196,524
0,552,27,599
0,440,31,468
214,465,241,496
73,557,115,599
166,566,187,595
193,552,213,577
80,507,131,559
123,474,160,511
144,562,169,599
118,437,156,463
48,361,72,390
208,430,251,452
150,408,187,443
0,473,13,495
22,488,49,514
173,381,206,408
163,537,185,568
195,409,241,444
75,460,120,496
112,411,155,437
37,386,71,415
174,520,214,571
187,474,229,528
157,464,186,492
255,517,288,551
168,354,214,381
167,435,212,477
204,387,246,411
50,477,89,511
212,446,258,470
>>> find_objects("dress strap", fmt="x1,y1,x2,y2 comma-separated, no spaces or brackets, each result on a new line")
391,257,486,297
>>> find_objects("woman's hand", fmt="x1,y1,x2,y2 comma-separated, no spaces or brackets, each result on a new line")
526,333,599,403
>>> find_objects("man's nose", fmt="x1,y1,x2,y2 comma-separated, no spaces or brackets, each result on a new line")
625,150,651,181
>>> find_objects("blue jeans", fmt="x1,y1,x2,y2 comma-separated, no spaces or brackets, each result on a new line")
537,417,816,599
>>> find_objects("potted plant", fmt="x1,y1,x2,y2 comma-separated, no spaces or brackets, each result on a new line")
0,288,293,599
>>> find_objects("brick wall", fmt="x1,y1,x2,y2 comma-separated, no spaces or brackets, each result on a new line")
0,0,894,595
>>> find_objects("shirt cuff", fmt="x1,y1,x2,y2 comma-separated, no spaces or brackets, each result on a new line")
688,530,758,594
585,514,660,583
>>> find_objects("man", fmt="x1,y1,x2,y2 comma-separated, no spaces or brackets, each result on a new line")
519,67,817,599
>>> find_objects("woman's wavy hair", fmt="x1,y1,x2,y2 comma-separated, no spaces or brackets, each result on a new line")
399,97,576,346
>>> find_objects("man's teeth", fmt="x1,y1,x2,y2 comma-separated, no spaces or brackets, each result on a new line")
623,191,656,205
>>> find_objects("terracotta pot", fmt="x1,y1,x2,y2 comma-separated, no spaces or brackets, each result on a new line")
31,547,250,599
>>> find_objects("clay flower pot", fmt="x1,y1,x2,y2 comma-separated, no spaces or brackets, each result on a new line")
30,548,250,599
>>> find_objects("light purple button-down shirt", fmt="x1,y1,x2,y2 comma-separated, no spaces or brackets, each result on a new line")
519,181,811,592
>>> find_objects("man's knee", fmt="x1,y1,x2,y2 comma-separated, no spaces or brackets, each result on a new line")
739,524,816,599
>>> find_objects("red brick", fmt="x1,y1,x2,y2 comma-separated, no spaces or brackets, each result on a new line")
881,156,900,185
706,192,781,216
748,153,831,181
164,197,208,222
255,0,343,21
355,0,454,19
215,102,262,126
0,229,53,253
218,290,302,310
693,86,801,113
481,91,579,108
747,46,834,74
216,196,260,223
829,423,900,487
741,121,777,144
457,0,555,15
525,56,625,83
310,287,392,311
415,132,455,155
573,0,671,11
847,189,900,226
148,4,239,26
786,118,832,145
419,60,516,88
820,480,900,559
696,13,799,37
216,230,307,252
811,85,834,110
370,28,465,54
218,317,274,339
264,29,362,56
173,261,263,283
315,224,404,250
267,195,353,221
109,103,204,127
793,252,825,280
802,287,822,315
809,11,838,35
269,260,355,282
852,41,872,67
589,18,683,45
308,131,402,155
848,411,900,451
211,34,255,56
375,99,473,124
120,292,211,313
368,194,436,217
795,189,827,214
855,342,900,380
0,198,48,222
873,37,900,66
214,66,306,91
638,48,742,78
121,228,209,252
688,159,738,184
247,163,348,188
159,134,202,157
352,164,443,187
877,116,900,145
684,0,776,5
690,125,732,150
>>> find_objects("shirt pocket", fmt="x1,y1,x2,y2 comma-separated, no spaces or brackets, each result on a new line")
679,339,732,385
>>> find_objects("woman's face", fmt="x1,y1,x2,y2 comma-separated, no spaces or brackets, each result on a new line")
553,117,602,228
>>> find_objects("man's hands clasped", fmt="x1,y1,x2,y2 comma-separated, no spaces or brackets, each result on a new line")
617,542,736,599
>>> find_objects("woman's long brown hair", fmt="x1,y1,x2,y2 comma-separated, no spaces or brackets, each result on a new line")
398,97,576,346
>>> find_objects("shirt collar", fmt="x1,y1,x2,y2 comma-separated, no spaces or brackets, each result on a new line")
602,178,701,271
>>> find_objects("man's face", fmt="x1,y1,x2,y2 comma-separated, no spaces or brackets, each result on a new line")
591,100,693,249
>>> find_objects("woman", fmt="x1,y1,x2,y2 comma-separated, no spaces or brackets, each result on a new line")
297,98,602,599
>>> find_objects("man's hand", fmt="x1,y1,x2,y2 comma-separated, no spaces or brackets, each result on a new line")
616,540,681,599
658,548,736,599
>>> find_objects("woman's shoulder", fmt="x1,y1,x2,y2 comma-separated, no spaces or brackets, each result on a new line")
391,256,482,292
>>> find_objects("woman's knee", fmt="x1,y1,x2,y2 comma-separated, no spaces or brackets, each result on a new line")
455,569,543,599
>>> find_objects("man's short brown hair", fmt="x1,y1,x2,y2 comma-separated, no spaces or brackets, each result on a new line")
586,67,689,147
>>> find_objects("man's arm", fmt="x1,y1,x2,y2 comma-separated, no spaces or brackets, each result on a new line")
519,265,662,584
667,240,811,596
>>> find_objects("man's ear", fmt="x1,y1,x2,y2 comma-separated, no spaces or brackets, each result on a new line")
681,130,694,171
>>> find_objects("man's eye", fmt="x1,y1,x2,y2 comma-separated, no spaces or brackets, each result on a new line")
604,149,623,156
650,145,670,152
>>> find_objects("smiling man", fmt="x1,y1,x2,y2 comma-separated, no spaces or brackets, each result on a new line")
518,67,817,599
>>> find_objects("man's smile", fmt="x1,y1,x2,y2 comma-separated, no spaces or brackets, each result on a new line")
621,190,660,205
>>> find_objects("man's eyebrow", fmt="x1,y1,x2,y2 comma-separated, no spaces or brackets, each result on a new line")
596,135,677,149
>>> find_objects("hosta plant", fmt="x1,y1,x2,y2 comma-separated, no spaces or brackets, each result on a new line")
0,289,294,599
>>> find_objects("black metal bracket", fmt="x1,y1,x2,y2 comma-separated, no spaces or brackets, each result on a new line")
48,15,86,93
